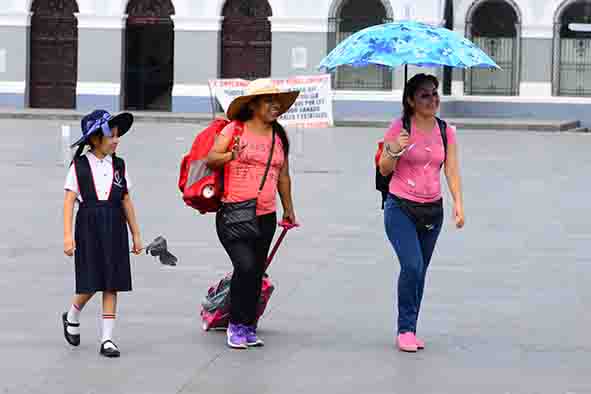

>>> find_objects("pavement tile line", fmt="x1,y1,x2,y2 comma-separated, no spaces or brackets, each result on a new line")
175,352,225,394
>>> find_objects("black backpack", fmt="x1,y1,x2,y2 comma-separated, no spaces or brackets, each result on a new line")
376,116,448,209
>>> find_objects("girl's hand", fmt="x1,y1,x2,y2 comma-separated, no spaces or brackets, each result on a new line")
454,204,465,229
64,237,75,257
131,235,144,255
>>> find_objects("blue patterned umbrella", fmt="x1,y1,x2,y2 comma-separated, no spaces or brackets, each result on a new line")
318,20,499,75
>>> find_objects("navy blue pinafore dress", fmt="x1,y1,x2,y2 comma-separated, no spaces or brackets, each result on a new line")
73,155,132,293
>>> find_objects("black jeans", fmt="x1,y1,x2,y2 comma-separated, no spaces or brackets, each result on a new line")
216,211,277,326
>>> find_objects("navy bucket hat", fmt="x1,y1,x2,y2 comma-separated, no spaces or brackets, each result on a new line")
71,110,134,148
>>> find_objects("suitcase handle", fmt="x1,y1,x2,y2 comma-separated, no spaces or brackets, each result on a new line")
264,221,298,269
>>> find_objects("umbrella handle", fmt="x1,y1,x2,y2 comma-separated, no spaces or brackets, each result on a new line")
404,64,408,85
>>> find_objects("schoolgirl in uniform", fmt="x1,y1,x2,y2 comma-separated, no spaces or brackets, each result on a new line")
62,110,143,358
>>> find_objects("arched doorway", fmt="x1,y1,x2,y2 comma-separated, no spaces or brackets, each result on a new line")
124,0,175,111
465,0,521,95
553,0,591,96
29,0,79,109
221,0,272,80
328,0,393,90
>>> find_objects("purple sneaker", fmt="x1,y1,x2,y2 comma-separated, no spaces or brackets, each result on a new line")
245,326,264,347
226,323,247,349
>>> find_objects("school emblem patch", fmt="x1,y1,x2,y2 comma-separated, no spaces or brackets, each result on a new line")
113,170,124,188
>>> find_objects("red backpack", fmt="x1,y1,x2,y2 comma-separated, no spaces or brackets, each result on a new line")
178,118,244,214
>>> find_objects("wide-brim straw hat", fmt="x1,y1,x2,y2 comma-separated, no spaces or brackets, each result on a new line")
226,78,300,121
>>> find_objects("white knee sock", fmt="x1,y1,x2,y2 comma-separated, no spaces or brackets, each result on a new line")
101,313,116,348
66,304,82,335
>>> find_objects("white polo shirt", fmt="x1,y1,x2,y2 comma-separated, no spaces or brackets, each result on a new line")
64,152,132,202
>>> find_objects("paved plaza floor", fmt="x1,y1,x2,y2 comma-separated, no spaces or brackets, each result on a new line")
1,119,590,393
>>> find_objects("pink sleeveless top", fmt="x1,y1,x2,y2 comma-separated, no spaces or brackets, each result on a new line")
384,118,456,203
220,122,285,216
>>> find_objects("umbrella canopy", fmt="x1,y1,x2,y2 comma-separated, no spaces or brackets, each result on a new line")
318,20,499,72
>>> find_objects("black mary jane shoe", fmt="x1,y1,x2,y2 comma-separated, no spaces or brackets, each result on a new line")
61,312,80,346
100,340,121,358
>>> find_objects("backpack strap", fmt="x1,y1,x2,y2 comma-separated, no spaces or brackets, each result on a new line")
435,116,448,168
379,116,410,210
221,121,245,198
230,120,245,138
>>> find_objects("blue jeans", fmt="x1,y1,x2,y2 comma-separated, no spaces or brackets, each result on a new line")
384,194,443,334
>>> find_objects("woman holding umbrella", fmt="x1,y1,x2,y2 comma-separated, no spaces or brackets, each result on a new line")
378,73,464,352
318,20,495,353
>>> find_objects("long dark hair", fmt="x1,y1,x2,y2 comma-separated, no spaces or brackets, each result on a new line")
235,98,290,158
402,73,439,121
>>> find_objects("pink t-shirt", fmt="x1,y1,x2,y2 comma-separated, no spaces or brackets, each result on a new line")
221,122,285,216
384,118,457,203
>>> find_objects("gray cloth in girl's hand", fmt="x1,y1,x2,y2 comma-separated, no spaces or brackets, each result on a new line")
146,236,178,266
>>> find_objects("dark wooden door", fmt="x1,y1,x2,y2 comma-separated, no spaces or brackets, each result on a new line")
29,0,79,109
124,0,174,111
221,0,272,80
442,0,453,95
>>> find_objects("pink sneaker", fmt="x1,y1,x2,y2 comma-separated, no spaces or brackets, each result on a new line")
397,332,418,352
415,337,425,350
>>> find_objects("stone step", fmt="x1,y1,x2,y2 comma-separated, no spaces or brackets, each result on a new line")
567,127,590,133
336,117,581,132
0,108,583,132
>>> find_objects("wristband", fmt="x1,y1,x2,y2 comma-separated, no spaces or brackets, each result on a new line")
385,144,404,158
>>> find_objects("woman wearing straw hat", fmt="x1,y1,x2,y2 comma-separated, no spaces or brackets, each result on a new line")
207,79,299,349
